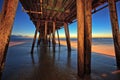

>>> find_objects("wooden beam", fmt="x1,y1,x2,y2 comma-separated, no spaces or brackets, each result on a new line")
57,30,60,47
64,22,71,51
22,7,42,14
76,0,85,77
92,0,120,14
108,0,120,68
84,0,92,74
92,4,108,14
31,29,38,53
31,19,65,24
0,0,18,71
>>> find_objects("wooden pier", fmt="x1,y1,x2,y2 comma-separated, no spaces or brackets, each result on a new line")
0,0,120,79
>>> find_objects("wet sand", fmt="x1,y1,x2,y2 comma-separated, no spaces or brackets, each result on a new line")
9,41,26,47
1,41,120,80
56,40,115,56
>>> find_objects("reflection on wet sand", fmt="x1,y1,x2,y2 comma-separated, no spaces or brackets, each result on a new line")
1,42,120,80
30,54,35,64
35,44,79,80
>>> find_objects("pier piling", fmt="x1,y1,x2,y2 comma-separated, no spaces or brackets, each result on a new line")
108,0,120,69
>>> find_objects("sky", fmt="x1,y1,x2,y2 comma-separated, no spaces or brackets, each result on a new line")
0,1,120,38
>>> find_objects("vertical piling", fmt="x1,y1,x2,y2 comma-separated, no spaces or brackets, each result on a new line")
52,22,56,52
57,30,60,47
37,23,41,46
37,33,41,46
84,0,92,74
76,0,85,77
52,22,56,46
64,22,71,51
108,0,120,68
48,35,50,47
44,21,48,43
0,0,18,71
31,29,38,53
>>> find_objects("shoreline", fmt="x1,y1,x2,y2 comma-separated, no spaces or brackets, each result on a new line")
9,41,26,47
56,40,115,57
9,40,115,57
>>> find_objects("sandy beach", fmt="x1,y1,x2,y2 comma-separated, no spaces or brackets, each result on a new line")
3,39,119,80
56,40,115,57
9,41,26,47
9,40,115,56
9,39,115,56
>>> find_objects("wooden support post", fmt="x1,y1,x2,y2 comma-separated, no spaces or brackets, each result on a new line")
76,0,85,77
37,33,41,46
48,30,51,47
108,0,120,68
31,29,38,53
64,22,71,51
57,30,60,46
37,21,40,46
44,21,48,43
48,34,51,47
52,22,56,46
0,0,18,71
52,22,56,52
84,0,92,74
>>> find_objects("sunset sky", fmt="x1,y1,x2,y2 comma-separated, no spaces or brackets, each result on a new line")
0,1,120,38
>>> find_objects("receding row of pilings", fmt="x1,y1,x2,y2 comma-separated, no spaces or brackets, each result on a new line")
30,21,71,53
0,0,120,78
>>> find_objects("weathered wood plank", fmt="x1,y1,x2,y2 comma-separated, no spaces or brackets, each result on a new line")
108,0,120,68
64,22,71,51
0,0,18,71
76,0,85,77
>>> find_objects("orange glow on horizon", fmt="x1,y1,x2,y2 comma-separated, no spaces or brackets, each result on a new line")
15,33,113,39
59,33,112,38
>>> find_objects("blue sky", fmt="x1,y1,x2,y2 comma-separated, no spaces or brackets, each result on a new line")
1,1,120,38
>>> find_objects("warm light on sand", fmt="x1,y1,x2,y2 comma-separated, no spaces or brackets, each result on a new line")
9,41,26,47
56,40,115,56
112,70,120,74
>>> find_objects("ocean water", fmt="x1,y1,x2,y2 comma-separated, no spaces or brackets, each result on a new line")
10,35,33,42
10,35,114,46
92,38,114,45
60,38,114,45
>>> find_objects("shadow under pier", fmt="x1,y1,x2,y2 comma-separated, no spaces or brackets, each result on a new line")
32,43,81,80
